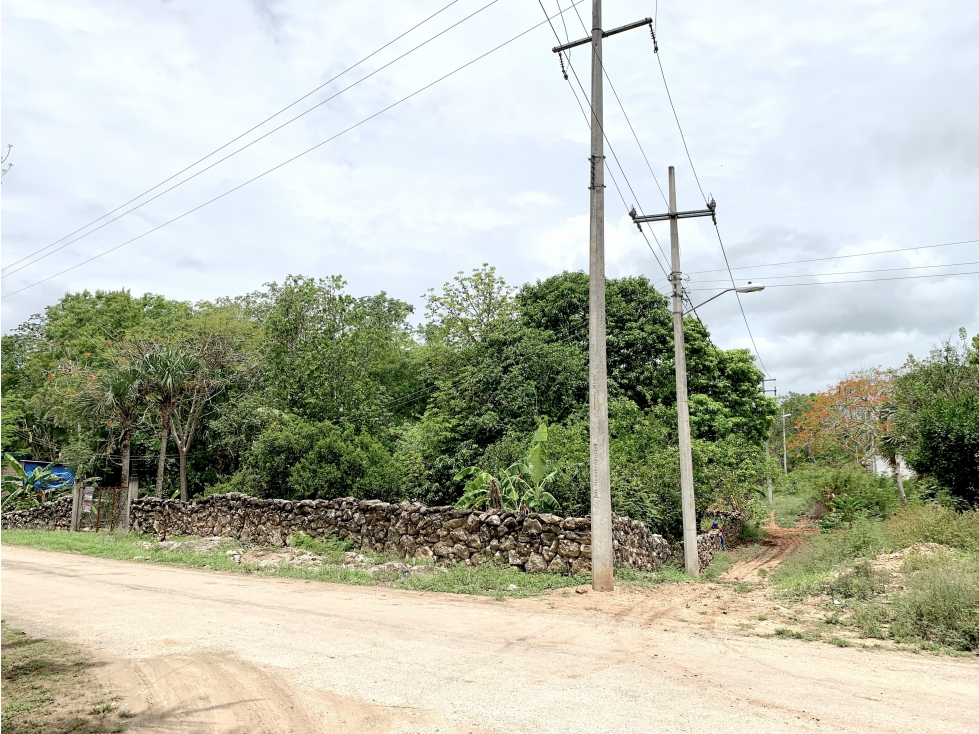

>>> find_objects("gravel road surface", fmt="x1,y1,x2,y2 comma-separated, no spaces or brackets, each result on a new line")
2,545,976,733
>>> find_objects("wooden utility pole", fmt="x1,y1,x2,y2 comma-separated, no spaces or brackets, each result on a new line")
630,166,717,577
551,4,652,592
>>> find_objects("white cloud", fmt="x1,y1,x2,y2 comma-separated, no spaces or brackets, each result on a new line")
2,0,978,394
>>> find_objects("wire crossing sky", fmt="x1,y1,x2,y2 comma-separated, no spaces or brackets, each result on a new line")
2,0,978,393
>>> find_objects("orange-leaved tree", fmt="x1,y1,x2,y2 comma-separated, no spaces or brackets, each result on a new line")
789,369,902,501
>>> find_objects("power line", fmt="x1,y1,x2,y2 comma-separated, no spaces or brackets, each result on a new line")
654,42,770,376
2,0,468,274
2,2,586,300
542,4,671,281
686,258,979,286
681,237,979,276
2,0,505,280
687,269,979,291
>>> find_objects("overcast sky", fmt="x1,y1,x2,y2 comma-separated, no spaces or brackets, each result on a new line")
3,0,978,394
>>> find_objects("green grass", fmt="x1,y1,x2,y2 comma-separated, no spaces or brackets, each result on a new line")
773,492,811,528
765,510,979,652
1,622,129,734
613,565,692,586
885,505,979,551
1,530,586,599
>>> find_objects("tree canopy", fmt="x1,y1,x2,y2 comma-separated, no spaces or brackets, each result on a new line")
1,266,778,537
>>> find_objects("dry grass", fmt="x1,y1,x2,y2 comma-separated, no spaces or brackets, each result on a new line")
1,622,130,734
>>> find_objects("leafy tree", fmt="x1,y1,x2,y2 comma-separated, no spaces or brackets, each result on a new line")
233,417,402,502
259,275,415,428
890,330,979,505
790,368,894,468
72,363,144,490
423,264,517,346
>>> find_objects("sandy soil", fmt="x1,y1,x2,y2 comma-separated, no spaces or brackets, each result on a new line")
2,545,977,734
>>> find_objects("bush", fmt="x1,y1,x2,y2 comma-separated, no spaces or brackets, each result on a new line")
236,417,403,502
885,505,979,550
891,559,979,650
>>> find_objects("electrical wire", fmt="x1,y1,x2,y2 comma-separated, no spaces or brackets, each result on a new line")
540,3,672,281
2,2,587,300
654,41,770,376
2,0,505,280
685,258,979,286
681,237,979,276
687,269,979,291
2,0,467,274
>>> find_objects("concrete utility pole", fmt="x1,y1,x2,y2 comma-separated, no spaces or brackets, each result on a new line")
765,442,774,505
782,413,791,474
630,167,717,578
551,4,652,592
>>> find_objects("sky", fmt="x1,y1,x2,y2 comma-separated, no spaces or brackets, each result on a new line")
2,0,978,394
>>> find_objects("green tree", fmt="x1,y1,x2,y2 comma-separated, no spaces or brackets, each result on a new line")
423,264,517,346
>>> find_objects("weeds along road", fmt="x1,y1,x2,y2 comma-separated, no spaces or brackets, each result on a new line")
2,545,976,734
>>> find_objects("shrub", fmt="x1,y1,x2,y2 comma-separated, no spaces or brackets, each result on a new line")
827,560,887,601
238,417,403,502
885,505,979,551
891,560,979,650
852,603,889,639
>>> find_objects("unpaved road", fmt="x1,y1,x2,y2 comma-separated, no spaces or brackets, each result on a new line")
2,546,977,734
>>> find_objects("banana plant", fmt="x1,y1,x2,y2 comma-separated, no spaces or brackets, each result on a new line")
454,423,559,512
1,454,63,511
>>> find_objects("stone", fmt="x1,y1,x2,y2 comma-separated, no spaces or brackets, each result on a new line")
558,538,581,558
570,558,591,576
433,542,452,557
522,518,543,533
547,557,569,575
507,550,523,567
524,553,547,573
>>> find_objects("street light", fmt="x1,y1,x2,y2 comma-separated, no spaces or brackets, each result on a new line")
781,413,792,474
684,282,765,315
630,170,766,578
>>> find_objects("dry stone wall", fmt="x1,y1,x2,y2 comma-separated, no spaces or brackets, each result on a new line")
2,493,743,574
1,496,73,531
128,494,673,575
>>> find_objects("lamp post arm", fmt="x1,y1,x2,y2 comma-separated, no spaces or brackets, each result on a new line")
683,288,734,315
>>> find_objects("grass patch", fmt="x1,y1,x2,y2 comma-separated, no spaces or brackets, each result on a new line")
1,622,129,734
773,492,811,528
699,551,735,582
890,556,979,651
614,565,692,586
394,562,585,599
1,530,580,599
885,505,979,551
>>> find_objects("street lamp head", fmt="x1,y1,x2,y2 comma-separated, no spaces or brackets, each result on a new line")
735,281,765,293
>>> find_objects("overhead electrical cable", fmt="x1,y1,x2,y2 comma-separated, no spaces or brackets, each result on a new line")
2,1,587,299
687,269,979,291
685,258,979,286
2,0,506,280
1,0,468,274
654,38,770,376
682,237,979,276
540,2,672,281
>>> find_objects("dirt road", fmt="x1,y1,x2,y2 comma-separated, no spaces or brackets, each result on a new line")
2,546,976,734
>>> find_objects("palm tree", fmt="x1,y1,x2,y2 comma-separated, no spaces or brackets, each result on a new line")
138,346,196,498
77,365,144,490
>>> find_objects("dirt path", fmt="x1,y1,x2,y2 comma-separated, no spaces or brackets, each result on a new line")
721,521,818,582
2,546,977,734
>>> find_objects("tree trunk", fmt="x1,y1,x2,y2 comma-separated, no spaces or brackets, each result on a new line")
894,455,908,505
170,419,194,503
155,408,170,498
120,427,132,491
177,446,188,502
